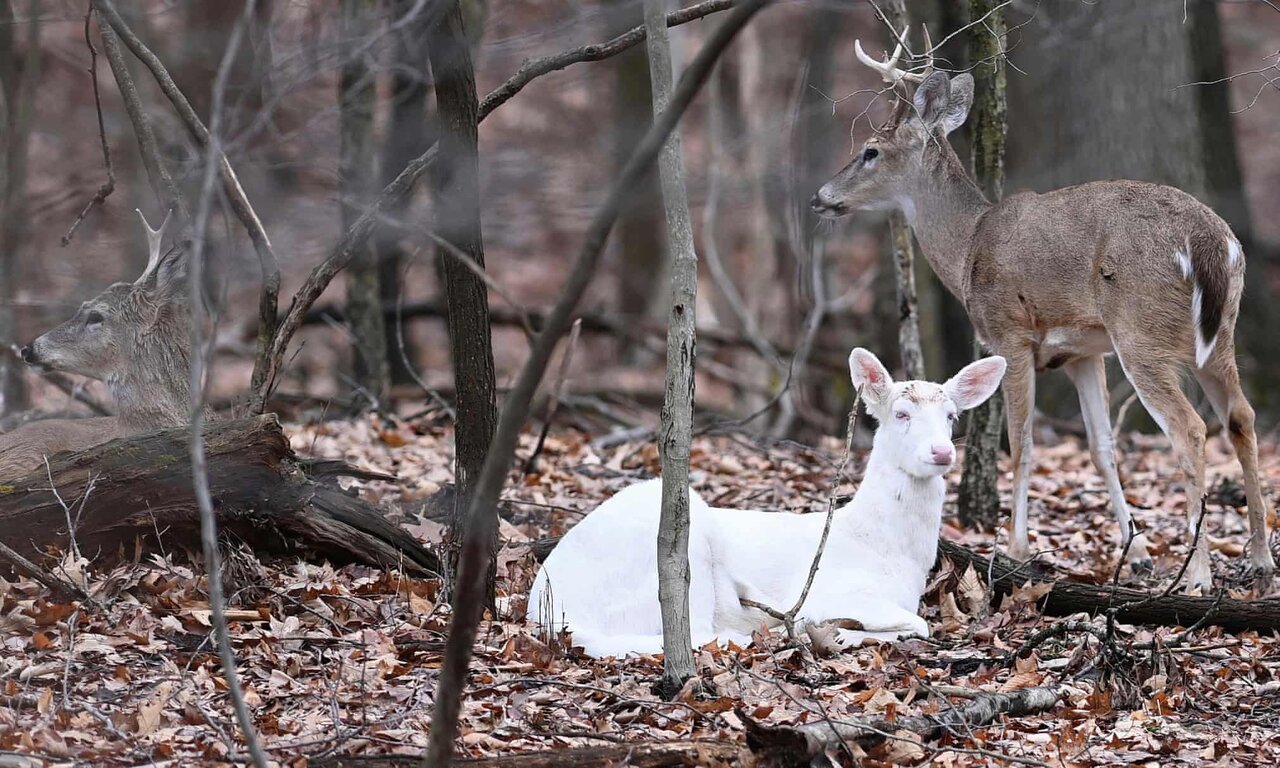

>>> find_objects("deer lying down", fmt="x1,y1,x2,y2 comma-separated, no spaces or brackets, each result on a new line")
0,211,193,479
527,349,1006,658
812,53,1274,593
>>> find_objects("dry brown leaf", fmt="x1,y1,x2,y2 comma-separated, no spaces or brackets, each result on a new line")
957,565,987,616
136,681,172,736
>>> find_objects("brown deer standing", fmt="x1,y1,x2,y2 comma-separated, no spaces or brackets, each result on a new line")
0,211,194,478
811,44,1272,593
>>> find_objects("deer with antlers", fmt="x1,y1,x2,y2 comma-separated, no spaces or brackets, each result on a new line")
0,211,197,479
811,34,1273,593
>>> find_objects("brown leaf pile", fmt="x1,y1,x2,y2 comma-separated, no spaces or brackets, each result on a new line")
2,413,1279,766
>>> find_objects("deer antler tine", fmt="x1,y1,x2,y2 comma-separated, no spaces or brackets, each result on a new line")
921,23,934,72
856,33,929,86
135,207,174,285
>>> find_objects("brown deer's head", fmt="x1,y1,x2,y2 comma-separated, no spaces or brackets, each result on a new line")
22,211,193,428
811,58,973,220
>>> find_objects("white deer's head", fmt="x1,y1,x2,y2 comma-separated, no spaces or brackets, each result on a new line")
849,348,1006,478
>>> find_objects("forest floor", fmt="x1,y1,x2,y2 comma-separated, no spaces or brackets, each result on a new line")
2,413,1280,766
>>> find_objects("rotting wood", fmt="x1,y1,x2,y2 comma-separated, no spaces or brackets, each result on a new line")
0,416,436,574
938,539,1280,632
313,741,744,768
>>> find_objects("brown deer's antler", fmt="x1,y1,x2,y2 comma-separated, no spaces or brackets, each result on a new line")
134,207,174,286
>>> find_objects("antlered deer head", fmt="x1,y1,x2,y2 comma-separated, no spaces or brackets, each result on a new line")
21,210,193,429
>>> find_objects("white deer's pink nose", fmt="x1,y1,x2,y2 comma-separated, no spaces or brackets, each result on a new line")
930,444,955,465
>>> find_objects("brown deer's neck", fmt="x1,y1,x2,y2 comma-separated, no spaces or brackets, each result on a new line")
904,145,991,301
107,323,194,432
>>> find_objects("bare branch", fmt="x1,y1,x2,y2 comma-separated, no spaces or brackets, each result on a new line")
184,2,268,764
60,7,115,247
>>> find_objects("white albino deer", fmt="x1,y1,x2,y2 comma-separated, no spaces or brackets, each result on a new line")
811,42,1273,592
0,211,194,478
527,349,1006,657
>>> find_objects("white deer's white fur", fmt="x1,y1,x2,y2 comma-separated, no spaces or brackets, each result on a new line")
527,349,1007,658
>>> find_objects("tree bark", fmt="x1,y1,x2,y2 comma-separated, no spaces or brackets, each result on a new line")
0,417,437,574
644,0,697,699
377,0,436,386
426,2,498,608
339,0,389,404
957,0,1007,531
0,0,37,417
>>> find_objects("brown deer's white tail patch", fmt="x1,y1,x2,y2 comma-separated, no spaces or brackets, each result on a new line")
1186,232,1231,368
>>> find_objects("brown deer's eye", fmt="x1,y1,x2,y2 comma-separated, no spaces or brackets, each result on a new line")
863,148,879,162
85,311,104,327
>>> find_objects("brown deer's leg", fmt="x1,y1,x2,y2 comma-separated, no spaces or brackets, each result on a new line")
1116,349,1212,593
1064,356,1152,570
1002,349,1036,560
1194,346,1275,587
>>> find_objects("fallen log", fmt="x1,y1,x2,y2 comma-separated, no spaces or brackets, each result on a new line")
313,742,744,768
938,538,1280,632
740,686,1060,767
0,415,437,574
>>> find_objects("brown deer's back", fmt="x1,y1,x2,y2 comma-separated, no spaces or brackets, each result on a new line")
0,417,125,480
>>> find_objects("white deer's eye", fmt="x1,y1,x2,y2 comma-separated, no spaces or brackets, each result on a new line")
894,410,910,421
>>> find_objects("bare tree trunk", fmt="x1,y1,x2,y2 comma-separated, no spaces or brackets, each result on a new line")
0,0,36,417
427,1,498,608
377,0,436,386
339,0,389,404
643,0,696,699
957,0,1007,530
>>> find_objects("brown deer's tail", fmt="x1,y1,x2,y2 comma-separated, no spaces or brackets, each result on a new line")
1187,230,1238,369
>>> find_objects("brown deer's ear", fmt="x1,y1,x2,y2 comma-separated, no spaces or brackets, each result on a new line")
912,70,952,128
941,74,974,136
151,242,189,302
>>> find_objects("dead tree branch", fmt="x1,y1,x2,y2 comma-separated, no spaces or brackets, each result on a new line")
96,22,185,218
938,538,1280,632
741,686,1060,766
61,7,115,247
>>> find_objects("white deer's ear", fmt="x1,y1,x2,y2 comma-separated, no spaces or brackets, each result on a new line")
945,356,1007,411
849,348,894,406
941,73,974,136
